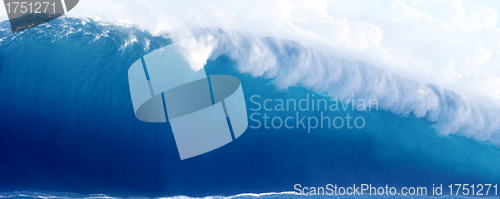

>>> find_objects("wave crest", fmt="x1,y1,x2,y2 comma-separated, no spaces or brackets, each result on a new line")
175,28,500,144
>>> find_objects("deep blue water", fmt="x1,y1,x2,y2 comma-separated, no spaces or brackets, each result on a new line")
0,18,499,198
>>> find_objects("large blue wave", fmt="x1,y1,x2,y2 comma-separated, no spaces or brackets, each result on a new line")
0,17,499,197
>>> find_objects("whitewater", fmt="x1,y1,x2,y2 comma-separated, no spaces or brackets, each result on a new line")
2,0,499,143
0,191,483,198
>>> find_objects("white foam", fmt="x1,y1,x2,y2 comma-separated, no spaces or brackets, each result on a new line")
56,0,500,106
158,191,297,199
0,191,298,199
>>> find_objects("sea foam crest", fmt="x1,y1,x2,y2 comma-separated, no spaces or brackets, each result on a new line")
174,29,500,145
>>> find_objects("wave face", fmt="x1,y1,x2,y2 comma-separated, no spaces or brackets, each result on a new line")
0,18,500,197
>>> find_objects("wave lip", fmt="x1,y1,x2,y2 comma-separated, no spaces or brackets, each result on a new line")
51,0,500,109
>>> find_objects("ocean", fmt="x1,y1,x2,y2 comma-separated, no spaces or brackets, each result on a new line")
0,17,499,198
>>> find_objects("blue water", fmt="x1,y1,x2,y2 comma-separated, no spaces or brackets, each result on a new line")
0,18,499,198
